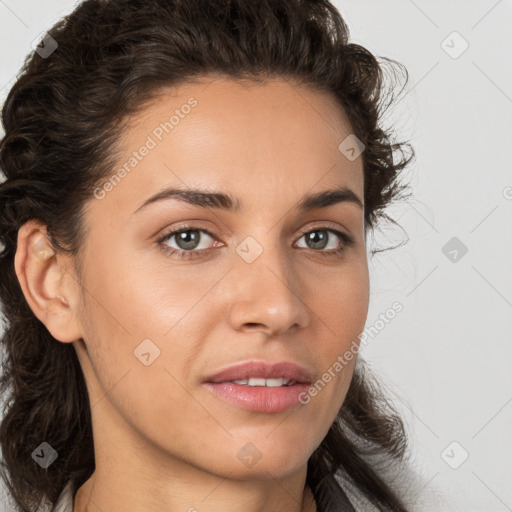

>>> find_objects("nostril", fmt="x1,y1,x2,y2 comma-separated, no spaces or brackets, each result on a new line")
245,323,263,328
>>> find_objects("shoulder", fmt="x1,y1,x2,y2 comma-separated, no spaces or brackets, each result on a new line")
50,479,75,512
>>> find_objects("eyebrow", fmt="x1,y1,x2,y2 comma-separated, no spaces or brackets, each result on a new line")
132,185,363,215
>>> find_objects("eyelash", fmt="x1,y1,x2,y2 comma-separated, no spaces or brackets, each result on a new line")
156,224,355,260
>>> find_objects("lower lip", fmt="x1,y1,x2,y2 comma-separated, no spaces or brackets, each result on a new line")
203,382,311,413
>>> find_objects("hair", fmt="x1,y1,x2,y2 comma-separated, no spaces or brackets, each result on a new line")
0,0,415,511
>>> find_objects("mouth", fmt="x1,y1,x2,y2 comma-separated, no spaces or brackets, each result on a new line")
204,360,314,385
203,360,314,413
222,377,298,387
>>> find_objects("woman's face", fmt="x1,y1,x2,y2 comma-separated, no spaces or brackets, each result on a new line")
72,77,369,482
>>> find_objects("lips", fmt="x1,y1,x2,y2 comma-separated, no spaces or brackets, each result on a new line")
203,361,315,413
204,360,314,385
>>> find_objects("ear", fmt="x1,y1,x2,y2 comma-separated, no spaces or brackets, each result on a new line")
14,219,83,343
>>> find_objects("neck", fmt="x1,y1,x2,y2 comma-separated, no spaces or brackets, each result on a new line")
73,469,317,512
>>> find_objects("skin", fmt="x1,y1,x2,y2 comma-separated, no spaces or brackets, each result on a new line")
15,76,369,512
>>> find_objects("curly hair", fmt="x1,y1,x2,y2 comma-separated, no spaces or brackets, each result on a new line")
0,0,415,511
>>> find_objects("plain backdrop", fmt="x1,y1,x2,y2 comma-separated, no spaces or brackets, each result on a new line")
1,1,511,511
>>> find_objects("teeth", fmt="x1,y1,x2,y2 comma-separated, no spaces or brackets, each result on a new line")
249,377,267,386
264,378,285,387
230,378,294,387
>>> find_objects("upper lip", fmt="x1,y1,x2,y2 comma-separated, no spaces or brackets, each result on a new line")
204,360,314,384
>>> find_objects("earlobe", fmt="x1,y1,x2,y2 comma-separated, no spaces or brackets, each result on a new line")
14,220,83,343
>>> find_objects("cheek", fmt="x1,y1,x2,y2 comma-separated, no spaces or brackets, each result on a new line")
76,258,217,446
311,255,370,347
80,239,216,339
116,252,229,335
304,259,369,406
76,248,228,410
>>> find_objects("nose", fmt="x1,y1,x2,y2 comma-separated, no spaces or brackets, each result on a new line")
225,240,310,337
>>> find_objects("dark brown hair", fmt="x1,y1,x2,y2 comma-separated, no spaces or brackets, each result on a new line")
0,0,414,510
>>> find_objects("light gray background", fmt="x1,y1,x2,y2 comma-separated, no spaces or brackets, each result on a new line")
1,1,511,511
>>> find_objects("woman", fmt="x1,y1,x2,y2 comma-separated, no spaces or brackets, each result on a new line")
0,1,420,511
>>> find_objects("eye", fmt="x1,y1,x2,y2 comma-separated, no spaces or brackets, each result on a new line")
156,224,354,260
294,227,354,256
157,226,220,259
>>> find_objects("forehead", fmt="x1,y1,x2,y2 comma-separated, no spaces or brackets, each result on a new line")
96,76,364,216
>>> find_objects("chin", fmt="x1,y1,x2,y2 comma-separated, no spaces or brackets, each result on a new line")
234,443,311,480
224,457,309,482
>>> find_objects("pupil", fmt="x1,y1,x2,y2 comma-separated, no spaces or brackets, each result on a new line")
177,230,200,250
307,231,327,250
